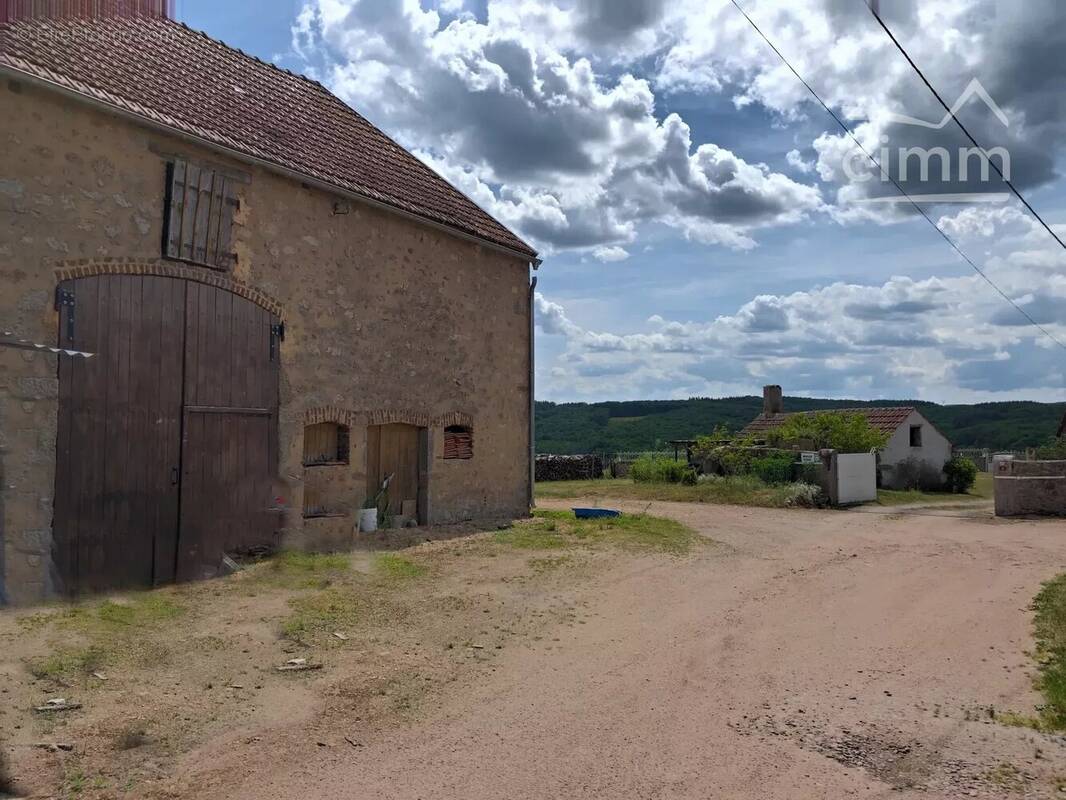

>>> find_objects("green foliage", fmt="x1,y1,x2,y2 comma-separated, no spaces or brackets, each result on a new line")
768,412,889,453
1027,574,1066,730
630,455,694,484
536,398,1065,454
750,454,795,485
1035,436,1066,459
27,645,108,680
282,588,365,642
943,456,978,494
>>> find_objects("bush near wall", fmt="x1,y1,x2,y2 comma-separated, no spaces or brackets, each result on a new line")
750,454,796,485
1036,436,1066,460
943,456,978,494
631,455,696,485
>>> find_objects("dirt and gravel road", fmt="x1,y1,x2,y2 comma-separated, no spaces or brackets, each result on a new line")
191,501,1066,800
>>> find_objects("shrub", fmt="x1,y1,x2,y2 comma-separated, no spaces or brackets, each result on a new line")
750,454,795,485
631,455,692,484
1035,436,1066,460
782,482,827,508
943,455,978,494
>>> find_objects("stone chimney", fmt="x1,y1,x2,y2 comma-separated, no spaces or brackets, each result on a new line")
763,385,783,416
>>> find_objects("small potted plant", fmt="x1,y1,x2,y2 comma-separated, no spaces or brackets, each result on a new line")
358,473,393,533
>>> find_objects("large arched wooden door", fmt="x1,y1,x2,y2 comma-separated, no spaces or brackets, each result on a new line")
53,275,280,594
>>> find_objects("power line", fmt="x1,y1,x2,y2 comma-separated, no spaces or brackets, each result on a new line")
727,0,1066,352
866,1,1066,251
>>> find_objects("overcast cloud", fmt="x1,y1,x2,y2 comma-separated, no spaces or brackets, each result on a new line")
289,0,1066,403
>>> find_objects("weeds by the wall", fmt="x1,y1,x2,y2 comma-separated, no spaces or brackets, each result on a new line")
1030,574,1066,730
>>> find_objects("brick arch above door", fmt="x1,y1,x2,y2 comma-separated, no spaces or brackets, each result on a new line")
301,407,472,429
52,258,283,317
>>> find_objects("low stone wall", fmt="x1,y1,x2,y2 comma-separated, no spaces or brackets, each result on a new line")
1006,460,1066,478
995,474,1066,517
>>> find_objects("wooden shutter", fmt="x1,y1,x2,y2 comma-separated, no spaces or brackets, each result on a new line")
443,425,473,460
164,159,238,270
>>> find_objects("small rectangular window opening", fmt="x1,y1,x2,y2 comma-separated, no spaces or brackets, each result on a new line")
443,425,473,460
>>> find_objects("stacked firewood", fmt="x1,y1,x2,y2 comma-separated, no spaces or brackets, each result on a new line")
535,454,603,481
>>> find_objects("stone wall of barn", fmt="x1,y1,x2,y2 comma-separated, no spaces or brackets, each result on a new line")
0,79,533,604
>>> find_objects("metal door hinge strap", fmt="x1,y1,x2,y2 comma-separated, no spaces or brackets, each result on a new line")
55,287,75,341
269,322,285,360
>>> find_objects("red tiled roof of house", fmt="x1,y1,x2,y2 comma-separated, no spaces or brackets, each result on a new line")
741,407,917,438
0,14,538,259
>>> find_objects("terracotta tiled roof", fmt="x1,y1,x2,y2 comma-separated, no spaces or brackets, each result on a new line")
741,407,917,438
0,14,537,258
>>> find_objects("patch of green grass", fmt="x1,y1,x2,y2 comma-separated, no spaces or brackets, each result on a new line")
18,593,187,683
494,525,569,550
94,594,184,627
1028,573,1066,730
27,645,108,680
243,550,352,590
374,554,427,580
875,488,985,506
994,710,1047,731
498,509,700,555
281,587,364,642
535,477,815,508
875,471,994,506
982,762,1025,791
274,551,352,573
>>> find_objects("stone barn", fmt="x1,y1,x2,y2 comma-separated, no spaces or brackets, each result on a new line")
0,10,539,604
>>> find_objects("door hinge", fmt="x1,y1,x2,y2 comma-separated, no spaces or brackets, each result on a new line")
269,322,285,361
55,287,75,342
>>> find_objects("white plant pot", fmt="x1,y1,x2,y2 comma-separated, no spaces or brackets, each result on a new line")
358,507,378,533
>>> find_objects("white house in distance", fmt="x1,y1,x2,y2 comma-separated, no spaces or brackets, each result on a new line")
741,386,954,490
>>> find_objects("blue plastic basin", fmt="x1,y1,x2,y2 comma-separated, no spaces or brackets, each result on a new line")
572,507,621,519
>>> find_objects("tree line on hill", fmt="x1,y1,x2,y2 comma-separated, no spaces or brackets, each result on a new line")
535,396,1066,455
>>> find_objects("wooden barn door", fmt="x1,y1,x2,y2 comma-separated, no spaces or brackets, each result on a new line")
54,276,280,593
366,424,423,523
54,275,185,594
176,283,280,581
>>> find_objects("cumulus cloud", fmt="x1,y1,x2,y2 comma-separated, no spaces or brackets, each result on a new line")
534,206,1066,401
292,0,824,253
592,245,630,262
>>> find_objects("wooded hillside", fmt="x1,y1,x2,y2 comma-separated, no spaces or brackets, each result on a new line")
535,396,1065,454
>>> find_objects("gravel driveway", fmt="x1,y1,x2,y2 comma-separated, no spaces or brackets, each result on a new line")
225,501,1066,799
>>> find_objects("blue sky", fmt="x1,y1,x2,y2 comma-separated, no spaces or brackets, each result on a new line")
174,0,1066,405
